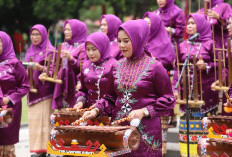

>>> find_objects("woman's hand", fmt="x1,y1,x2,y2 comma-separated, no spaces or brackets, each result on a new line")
165,27,171,34
1,97,10,106
207,10,220,20
62,50,72,61
82,108,98,120
74,102,83,110
128,109,145,121
211,80,219,91
196,56,206,70
174,92,180,100
38,73,47,80
32,62,43,71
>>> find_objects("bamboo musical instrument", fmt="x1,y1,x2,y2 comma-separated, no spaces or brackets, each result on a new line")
29,57,38,93
40,44,62,84
46,54,52,77
176,55,204,108
212,52,229,91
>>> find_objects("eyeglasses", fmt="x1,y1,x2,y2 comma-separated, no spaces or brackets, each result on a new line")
30,33,41,37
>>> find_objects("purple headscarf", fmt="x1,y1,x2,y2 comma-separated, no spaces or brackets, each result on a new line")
211,0,224,7
187,14,212,42
100,14,122,41
0,31,16,62
143,12,175,70
85,32,111,65
64,19,88,45
25,24,54,63
119,19,150,59
158,0,175,13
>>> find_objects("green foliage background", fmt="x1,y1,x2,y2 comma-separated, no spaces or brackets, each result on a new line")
0,0,231,34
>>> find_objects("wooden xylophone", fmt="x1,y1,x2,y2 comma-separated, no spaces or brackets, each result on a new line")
201,115,232,138
50,125,140,151
197,138,232,156
50,109,110,126
0,108,13,128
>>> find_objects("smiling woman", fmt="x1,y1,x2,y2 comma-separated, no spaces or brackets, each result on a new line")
74,32,116,109
81,20,175,157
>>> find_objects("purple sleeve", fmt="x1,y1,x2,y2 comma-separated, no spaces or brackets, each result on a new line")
201,41,215,72
75,70,88,106
69,47,86,74
95,66,117,116
172,9,185,39
8,61,30,105
218,3,232,23
147,61,175,118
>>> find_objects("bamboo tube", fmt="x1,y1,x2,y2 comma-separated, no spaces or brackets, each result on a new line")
218,52,223,87
46,54,52,77
228,38,232,86
43,29,50,73
213,26,217,81
29,57,37,93
51,29,58,75
193,55,199,101
189,0,191,14
175,42,181,96
198,0,200,11
182,67,186,100
53,44,62,79
204,2,208,15
221,25,226,86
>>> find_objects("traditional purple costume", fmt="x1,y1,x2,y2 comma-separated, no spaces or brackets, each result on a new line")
25,24,55,106
173,14,219,114
172,14,218,156
25,24,55,154
100,14,123,60
95,20,175,157
154,0,185,51
198,0,231,48
143,12,175,71
0,32,29,152
52,19,88,109
75,32,116,108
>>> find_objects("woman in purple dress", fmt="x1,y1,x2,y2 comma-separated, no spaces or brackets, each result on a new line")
100,14,123,60
25,24,55,157
74,32,116,109
154,0,185,52
143,11,175,71
0,31,30,156
82,19,175,157
198,0,231,49
52,19,88,110
172,13,218,156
